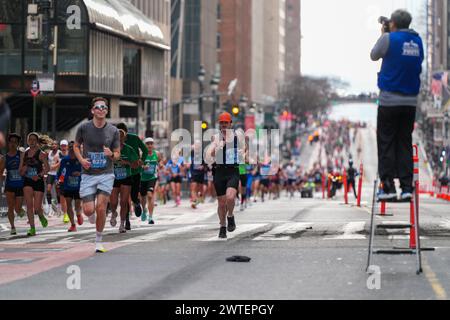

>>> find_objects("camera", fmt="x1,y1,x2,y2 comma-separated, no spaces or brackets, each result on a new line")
378,16,391,33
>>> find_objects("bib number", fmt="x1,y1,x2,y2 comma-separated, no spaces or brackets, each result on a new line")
225,149,236,165
8,170,22,182
26,167,38,178
89,152,107,170
67,176,79,188
114,167,128,180
145,164,157,175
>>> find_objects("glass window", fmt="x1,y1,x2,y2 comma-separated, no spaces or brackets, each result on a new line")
57,26,87,75
0,24,22,75
0,0,22,23
123,46,140,95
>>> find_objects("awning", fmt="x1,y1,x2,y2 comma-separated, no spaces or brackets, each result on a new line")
83,0,170,50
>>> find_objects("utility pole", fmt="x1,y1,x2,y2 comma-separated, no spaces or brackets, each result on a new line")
40,0,52,133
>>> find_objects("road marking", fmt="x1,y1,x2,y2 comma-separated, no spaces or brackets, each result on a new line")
0,224,10,232
120,225,210,243
200,223,270,242
253,222,313,241
422,256,447,300
324,221,366,240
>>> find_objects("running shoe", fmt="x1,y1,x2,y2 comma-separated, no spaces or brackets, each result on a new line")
10,228,17,236
18,208,26,218
119,225,126,233
125,215,131,231
88,213,96,224
95,243,107,253
27,227,36,237
218,226,227,239
39,215,48,228
141,209,148,222
77,214,84,226
400,192,413,201
134,203,142,218
68,225,77,232
376,189,397,202
110,211,118,227
63,213,70,224
240,204,244,212
148,217,155,225
191,202,197,209
51,201,58,215
227,216,236,232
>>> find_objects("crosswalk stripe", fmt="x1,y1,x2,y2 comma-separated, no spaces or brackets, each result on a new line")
324,222,366,240
198,223,271,242
253,222,313,241
120,225,210,243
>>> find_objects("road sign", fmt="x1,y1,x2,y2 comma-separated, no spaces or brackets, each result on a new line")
31,80,40,97
37,73,55,92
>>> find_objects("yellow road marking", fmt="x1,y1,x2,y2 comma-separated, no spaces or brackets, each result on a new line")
422,256,447,300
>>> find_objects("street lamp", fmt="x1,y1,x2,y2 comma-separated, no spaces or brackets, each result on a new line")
198,65,206,121
210,74,220,127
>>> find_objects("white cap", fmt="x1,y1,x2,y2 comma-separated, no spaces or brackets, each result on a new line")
144,137,154,144
60,140,69,146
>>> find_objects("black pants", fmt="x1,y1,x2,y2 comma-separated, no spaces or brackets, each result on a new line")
377,106,416,192
131,174,141,204
347,179,357,198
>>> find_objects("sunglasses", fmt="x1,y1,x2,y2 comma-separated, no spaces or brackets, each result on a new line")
93,105,108,111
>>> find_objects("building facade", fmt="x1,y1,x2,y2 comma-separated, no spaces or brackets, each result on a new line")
170,0,218,132
285,0,301,79
0,0,169,143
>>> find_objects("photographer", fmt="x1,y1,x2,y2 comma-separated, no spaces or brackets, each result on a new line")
370,10,424,201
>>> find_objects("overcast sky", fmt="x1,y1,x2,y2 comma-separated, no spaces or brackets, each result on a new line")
301,0,426,94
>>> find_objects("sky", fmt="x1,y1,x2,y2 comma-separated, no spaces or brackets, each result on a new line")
301,0,427,94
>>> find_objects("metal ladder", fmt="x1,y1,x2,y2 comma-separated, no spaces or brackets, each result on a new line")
366,177,423,275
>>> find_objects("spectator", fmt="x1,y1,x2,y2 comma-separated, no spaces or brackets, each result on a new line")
371,9,424,201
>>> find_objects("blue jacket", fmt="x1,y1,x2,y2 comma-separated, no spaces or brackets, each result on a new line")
377,30,424,95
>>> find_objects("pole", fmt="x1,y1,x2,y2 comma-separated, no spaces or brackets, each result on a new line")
212,89,217,129
33,96,37,132
199,82,204,122
41,0,51,133
357,163,364,207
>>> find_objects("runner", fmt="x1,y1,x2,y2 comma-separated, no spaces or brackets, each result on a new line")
188,140,206,209
116,123,148,230
58,140,70,221
157,159,170,205
285,160,298,198
0,133,25,235
19,132,49,236
74,97,120,253
208,112,246,239
259,160,272,202
46,140,61,217
140,137,162,224
166,151,184,207
57,141,83,232
110,129,139,233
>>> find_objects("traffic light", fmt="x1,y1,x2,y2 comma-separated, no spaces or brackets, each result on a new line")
232,105,240,116
201,121,209,130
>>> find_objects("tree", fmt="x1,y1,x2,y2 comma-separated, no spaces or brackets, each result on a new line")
282,75,338,117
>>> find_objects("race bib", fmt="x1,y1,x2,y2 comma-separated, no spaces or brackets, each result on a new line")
145,164,157,175
225,149,236,165
67,176,79,188
114,167,128,180
261,166,271,176
89,152,107,170
8,170,22,182
26,167,38,178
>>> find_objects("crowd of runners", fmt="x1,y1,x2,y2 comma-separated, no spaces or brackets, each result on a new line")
0,98,351,252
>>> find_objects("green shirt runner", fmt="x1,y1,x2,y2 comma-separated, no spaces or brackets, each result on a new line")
124,133,148,176
141,150,159,182
114,143,139,180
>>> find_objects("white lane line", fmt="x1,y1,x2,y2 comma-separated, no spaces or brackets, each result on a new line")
0,224,10,232
253,222,313,241
324,221,366,240
199,223,270,242
120,225,210,243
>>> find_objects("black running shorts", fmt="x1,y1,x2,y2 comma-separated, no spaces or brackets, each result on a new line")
213,166,240,197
